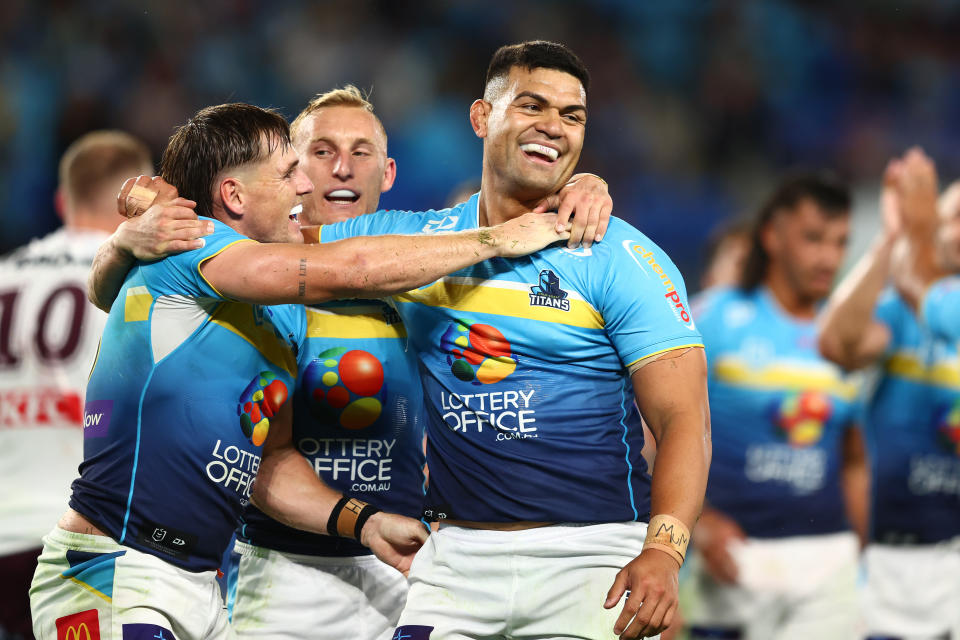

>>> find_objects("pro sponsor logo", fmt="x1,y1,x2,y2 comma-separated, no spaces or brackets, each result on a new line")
303,348,385,430
121,623,174,639
237,371,288,446
56,609,100,640
206,439,260,504
0,388,84,429
770,390,831,447
136,519,197,561
82,400,113,439
392,626,435,640
298,437,395,492
528,269,570,311
623,240,696,330
441,319,516,385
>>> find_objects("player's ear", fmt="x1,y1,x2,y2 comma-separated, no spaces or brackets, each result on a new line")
470,100,491,139
219,176,245,216
381,157,397,193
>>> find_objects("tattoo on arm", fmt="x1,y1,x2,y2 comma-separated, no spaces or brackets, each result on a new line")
298,258,307,297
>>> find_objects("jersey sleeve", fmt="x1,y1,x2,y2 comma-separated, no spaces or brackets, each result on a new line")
140,217,255,299
600,220,704,368
871,287,906,355
318,209,438,242
922,276,960,343
689,287,731,367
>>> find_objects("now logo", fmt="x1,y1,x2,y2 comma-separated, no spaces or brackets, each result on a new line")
82,400,113,438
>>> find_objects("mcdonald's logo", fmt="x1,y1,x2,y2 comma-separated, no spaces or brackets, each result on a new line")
56,609,101,640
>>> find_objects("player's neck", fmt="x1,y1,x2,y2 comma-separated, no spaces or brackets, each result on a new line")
764,271,818,320
65,210,122,234
476,177,547,228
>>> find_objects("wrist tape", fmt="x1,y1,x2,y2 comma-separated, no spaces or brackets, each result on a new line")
643,514,690,567
326,496,381,541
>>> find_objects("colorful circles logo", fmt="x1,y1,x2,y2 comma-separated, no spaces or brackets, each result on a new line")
935,399,960,456
302,348,385,430
772,390,832,447
238,371,289,446
441,320,516,385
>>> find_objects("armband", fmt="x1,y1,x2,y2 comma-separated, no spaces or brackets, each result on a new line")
642,514,690,567
326,496,381,541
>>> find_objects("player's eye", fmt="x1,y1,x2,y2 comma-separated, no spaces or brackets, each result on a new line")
315,149,331,157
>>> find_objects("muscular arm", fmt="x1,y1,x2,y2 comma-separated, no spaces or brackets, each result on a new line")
605,347,711,639
201,214,566,304
253,400,427,574
818,233,894,370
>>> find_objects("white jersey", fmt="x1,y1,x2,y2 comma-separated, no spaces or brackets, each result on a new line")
0,228,109,556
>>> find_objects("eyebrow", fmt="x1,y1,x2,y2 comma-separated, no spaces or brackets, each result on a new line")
309,136,379,148
513,91,587,117
283,158,299,174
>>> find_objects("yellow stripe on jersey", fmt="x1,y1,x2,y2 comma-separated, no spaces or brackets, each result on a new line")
124,286,153,322
306,306,406,339
714,356,858,400
209,302,298,377
885,351,960,389
395,280,604,329
61,576,111,603
625,343,705,370
197,239,257,300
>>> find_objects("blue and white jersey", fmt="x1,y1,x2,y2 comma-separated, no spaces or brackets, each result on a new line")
867,289,960,544
70,218,304,571
239,299,427,556
694,286,857,538
923,276,960,344
319,194,702,523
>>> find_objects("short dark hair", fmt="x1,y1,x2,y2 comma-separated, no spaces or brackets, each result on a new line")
161,103,290,219
484,40,589,97
740,172,852,290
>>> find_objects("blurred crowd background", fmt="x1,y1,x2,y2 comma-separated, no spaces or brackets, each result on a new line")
3,0,960,281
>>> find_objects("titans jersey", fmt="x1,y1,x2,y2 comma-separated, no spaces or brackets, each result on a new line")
239,299,426,556
866,289,960,544
320,194,702,523
695,286,857,538
70,218,304,571
923,276,960,344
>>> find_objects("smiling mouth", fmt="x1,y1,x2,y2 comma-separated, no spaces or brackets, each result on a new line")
520,142,560,163
325,189,360,204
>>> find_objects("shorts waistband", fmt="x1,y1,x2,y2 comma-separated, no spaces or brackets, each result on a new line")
436,521,648,543
45,526,123,553
233,539,385,567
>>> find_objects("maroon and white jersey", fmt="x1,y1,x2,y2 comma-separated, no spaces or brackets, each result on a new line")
0,228,109,555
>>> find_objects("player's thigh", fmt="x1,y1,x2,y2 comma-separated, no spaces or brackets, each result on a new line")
682,551,774,640
775,554,857,640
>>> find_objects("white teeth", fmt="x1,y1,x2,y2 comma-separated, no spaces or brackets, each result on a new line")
290,204,303,216
520,143,558,161
328,189,358,198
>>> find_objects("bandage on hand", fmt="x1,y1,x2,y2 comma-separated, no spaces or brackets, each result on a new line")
117,175,180,218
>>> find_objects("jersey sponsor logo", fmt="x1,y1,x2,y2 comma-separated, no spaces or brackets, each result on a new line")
441,320,516,385
121,623,174,639
421,215,459,234
528,270,570,311
237,371,289,446
206,439,260,504
771,390,831,447
56,609,100,640
392,626,434,640
907,454,960,497
82,399,113,438
623,241,696,330
135,520,198,561
0,388,83,428
303,348,385,430
935,398,960,456
299,437,396,492
440,389,538,439
744,444,826,493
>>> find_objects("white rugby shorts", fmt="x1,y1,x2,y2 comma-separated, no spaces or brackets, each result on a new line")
30,526,232,640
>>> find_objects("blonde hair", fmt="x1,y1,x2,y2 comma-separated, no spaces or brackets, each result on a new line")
59,130,153,207
290,85,387,148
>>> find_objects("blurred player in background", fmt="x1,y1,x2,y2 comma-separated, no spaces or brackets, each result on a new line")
0,131,152,640
699,218,751,291
316,40,710,640
820,148,960,639
687,174,866,640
